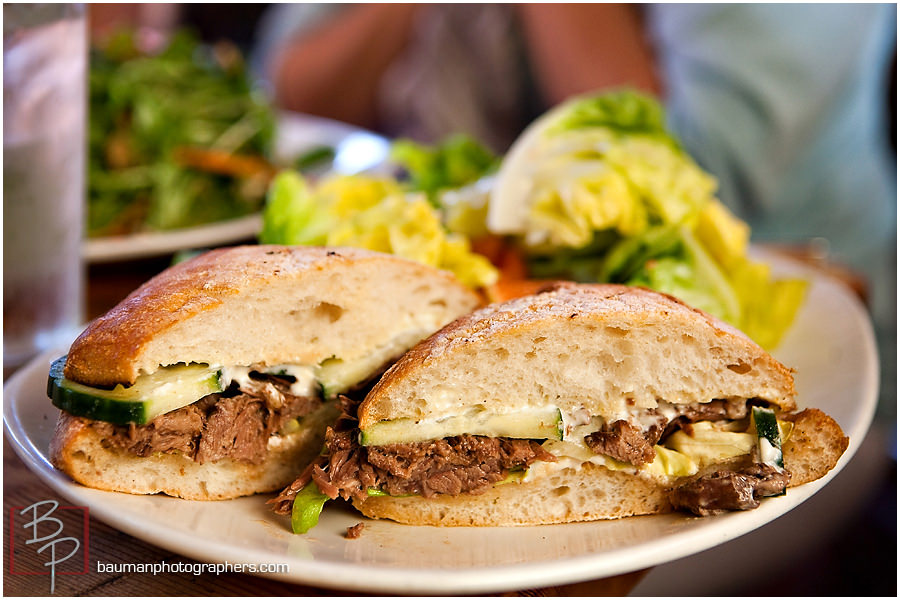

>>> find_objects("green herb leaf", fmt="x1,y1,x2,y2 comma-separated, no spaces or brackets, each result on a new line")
291,482,330,534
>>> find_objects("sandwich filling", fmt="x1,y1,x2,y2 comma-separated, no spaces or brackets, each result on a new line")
90,372,326,465
272,395,793,522
49,341,416,466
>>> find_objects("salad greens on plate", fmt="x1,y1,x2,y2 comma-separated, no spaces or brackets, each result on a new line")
89,30,275,236
488,90,807,349
260,90,806,350
259,170,499,290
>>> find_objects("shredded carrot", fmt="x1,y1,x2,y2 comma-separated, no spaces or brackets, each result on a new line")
486,278,558,303
472,235,563,303
172,146,277,179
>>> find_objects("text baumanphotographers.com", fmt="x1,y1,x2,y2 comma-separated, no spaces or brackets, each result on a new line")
95,561,289,576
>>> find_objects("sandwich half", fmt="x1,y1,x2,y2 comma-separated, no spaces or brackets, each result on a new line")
48,245,480,500
275,283,847,527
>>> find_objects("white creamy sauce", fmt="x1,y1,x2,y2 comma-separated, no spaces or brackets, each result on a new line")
522,440,643,483
562,406,592,432
219,365,254,390
758,437,784,470
220,364,319,397
523,456,589,483
593,400,681,430
559,400,680,442
561,418,603,443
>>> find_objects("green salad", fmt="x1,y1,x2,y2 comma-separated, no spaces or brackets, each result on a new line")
389,134,499,205
260,90,806,349
89,30,275,236
259,170,498,289
489,90,807,349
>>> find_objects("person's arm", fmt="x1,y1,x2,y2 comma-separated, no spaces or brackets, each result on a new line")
516,4,661,105
89,4,181,49
270,3,420,128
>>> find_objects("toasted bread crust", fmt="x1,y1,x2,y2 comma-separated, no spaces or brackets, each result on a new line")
64,245,480,387
359,284,796,428
782,408,850,485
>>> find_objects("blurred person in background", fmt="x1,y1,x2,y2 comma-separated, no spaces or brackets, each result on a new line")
253,3,660,152
89,3,180,50
89,4,270,53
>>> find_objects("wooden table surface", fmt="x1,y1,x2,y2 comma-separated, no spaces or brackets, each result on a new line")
3,252,649,596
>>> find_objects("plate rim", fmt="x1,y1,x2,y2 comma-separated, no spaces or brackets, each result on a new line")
83,213,263,263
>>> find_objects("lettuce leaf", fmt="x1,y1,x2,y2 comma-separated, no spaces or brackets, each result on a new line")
625,227,741,325
499,90,807,348
390,135,499,239
260,171,498,289
728,258,808,349
510,124,717,250
546,89,673,142
259,171,319,245
390,134,498,203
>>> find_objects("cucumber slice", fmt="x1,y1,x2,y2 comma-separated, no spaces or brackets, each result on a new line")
48,356,224,425
315,326,433,397
316,357,374,398
359,408,564,446
751,406,784,469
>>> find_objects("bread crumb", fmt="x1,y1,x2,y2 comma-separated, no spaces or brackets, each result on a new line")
345,522,365,539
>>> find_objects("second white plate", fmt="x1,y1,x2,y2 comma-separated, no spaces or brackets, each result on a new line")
83,112,391,263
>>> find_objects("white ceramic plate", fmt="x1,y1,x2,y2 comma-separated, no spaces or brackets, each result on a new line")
3,255,878,594
83,112,391,263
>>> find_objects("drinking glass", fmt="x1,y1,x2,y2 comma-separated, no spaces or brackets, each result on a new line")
4,4,86,369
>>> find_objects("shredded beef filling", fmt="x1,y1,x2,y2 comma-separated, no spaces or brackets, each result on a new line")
345,523,365,539
93,375,322,465
584,420,659,465
270,396,787,517
581,398,790,515
365,434,555,498
676,398,751,422
669,462,791,516
269,396,555,515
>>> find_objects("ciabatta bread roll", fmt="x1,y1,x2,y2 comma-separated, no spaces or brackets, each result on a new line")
49,245,481,500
